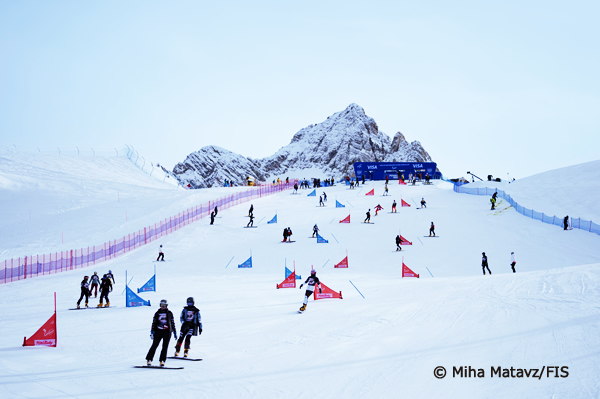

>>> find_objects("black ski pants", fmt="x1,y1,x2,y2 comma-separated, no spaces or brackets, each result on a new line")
482,264,492,275
99,289,109,304
157,253,164,261
77,290,90,306
176,323,195,350
146,330,171,362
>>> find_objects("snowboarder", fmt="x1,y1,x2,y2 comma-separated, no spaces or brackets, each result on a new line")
482,252,492,275
286,227,293,241
350,180,355,189
383,185,389,196
322,192,327,202
385,175,389,185
90,272,100,298
174,297,202,358
362,174,365,184
146,299,177,367
214,206,218,217
490,196,496,210
106,270,115,285
312,224,319,238
98,274,111,307
283,227,289,242
425,173,431,184
319,196,324,206
510,252,516,273
210,211,215,225
247,214,255,227
391,200,397,213
157,245,165,262
429,222,435,237
294,183,298,193
395,235,402,251
248,204,254,217
420,198,426,208
364,209,371,223
374,204,383,216
563,216,569,230
76,275,91,309
298,270,322,312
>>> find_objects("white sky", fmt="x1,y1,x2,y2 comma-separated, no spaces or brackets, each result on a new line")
1,0,598,179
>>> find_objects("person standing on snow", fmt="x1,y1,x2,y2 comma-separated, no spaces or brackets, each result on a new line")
312,224,319,238
391,200,397,213
247,214,255,227
420,198,426,208
214,206,218,217
248,204,254,217
319,196,324,207
157,245,165,262
76,275,91,309
510,252,516,273
174,297,202,358
299,270,322,312
395,235,402,251
146,299,177,367
563,216,569,230
210,211,215,225
89,272,100,298
98,274,111,307
364,209,371,223
429,222,435,237
322,192,327,202
384,185,389,196
283,228,289,242
482,252,492,275
286,227,293,241
374,204,384,216
106,270,115,285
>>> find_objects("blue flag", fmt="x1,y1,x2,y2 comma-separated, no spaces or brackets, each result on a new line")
238,256,252,268
126,285,151,307
317,233,329,243
137,274,156,293
267,214,277,224
307,189,316,196
336,200,345,208
285,266,301,280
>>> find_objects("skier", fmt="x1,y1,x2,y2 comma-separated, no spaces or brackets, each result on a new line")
395,235,402,251
391,200,397,213
146,299,177,367
214,206,218,217
76,275,91,309
174,297,202,358
106,269,115,285
283,227,289,242
429,222,435,237
563,216,569,231
319,196,324,206
247,214,255,227
210,211,215,225
89,272,100,298
510,252,516,273
298,270,322,312
322,192,327,202
157,245,165,262
420,198,426,208
364,209,371,223
312,224,319,238
248,204,254,217
384,185,389,196
98,274,111,307
482,252,492,275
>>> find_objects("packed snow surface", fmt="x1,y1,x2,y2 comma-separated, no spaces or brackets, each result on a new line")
1,150,599,398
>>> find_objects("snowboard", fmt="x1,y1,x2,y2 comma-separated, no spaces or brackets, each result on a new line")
133,365,184,369
89,305,115,309
281,240,295,243
423,236,439,237
363,222,374,224
153,260,171,262
69,307,90,310
244,226,258,228
168,357,202,361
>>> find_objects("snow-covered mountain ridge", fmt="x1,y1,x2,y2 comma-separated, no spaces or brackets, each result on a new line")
172,104,433,188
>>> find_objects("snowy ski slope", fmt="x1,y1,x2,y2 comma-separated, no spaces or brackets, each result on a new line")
1,151,599,398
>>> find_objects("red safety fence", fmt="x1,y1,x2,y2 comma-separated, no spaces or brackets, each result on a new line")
1,181,297,284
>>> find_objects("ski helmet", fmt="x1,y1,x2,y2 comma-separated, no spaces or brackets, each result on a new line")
93,271,97,275
311,270,316,275
84,275,89,279
108,270,112,274
187,297,194,305
160,299,168,307
160,245,162,248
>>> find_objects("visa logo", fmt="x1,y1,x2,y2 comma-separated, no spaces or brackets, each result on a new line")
412,164,423,168
367,165,377,170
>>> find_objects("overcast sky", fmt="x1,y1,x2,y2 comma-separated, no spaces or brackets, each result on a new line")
1,0,598,179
